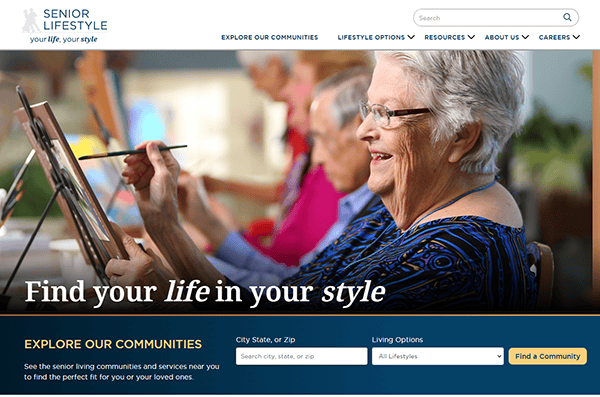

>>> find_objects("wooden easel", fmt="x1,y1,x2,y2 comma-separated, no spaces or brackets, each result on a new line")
12,87,129,289
75,51,129,149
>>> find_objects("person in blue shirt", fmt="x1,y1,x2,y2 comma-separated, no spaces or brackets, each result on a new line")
175,66,379,288
110,51,537,311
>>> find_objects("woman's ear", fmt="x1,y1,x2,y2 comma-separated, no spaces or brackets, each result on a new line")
448,122,482,163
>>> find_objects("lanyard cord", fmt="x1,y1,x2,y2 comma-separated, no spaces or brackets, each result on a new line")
351,177,497,266
408,177,498,233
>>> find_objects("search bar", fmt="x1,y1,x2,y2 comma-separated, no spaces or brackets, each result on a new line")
236,347,368,365
414,9,578,27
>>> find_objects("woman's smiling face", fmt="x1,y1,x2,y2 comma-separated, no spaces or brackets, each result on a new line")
356,55,448,230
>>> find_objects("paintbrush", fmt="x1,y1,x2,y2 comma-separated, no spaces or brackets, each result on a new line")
1,190,24,225
1,150,35,221
78,145,187,160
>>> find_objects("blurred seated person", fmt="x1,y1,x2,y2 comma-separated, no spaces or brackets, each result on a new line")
201,51,370,267
202,51,302,207
176,67,378,288
199,51,307,243
112,50,536,311
237,50,308,163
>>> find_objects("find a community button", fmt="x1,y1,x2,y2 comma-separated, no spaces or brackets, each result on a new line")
508,348,586,365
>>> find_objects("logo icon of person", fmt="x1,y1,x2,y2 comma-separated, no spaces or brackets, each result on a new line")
22,8,41,33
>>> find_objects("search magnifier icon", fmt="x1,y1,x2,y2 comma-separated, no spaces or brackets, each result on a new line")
563,12,572,21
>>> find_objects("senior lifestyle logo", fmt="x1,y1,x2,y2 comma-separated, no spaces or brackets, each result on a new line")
24,8,107,45
22,8,41,33
21,9,108,33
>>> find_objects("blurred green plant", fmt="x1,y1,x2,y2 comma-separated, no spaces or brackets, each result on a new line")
0,158,62,218
513,60,592,196
578,62,592,83
514,107,591,195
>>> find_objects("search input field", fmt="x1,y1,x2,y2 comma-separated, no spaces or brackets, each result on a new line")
236,347,368,365
414,9,578,27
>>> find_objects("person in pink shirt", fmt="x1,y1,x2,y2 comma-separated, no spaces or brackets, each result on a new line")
192,51,371,266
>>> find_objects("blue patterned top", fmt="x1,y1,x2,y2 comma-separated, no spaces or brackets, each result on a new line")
234,202,537,311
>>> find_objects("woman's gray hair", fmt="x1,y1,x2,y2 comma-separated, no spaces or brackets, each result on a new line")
314,66,373,130
236,51,296,73
378,51,524,174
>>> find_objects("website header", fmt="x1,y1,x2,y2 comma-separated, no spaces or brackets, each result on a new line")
2,1,598,50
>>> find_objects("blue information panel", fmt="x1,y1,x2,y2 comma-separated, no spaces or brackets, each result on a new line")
1,315,597,394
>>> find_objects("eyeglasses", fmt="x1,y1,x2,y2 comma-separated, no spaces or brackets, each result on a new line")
359,100,431,127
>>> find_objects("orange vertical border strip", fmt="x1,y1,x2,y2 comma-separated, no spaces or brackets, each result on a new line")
593,51,599,307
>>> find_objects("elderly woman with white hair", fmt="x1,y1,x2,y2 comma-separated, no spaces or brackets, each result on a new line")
344,50,537,309
110,51,537,311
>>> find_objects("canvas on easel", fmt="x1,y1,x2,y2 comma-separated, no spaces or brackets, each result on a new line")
76,51,142,231
14,90,128,284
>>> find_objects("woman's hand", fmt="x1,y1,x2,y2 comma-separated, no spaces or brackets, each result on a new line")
105,223,175,303
177,172,231,250
107,222,227,306
177,172,212,228
122,141,180,232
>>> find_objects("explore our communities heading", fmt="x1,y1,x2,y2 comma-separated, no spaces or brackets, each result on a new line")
24,339,202,350
222,34,318,41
